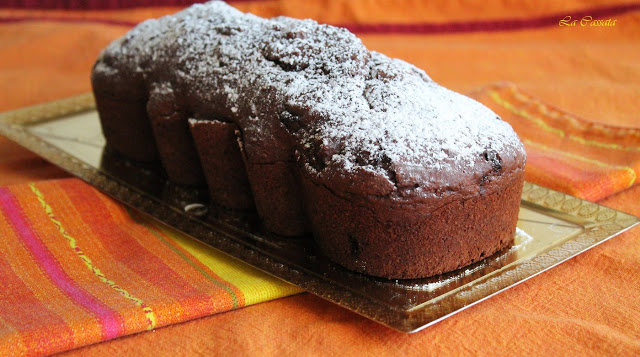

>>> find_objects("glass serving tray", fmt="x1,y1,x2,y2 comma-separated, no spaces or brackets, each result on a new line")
0,94,638,333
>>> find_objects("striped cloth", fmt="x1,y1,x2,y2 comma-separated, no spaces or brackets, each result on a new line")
471,83,640,202
0,179,301,356
1,83,639,355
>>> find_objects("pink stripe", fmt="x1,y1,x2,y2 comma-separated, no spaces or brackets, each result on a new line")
0,3,639,34
0,15,137,27
1,0,265,10
0,187,123,340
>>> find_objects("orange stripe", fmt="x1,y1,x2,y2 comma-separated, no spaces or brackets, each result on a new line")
96,194,242,312
35,181,189,329
507,85,640,141
0,195,76,354
487,87,640,176
57,181,236,323
130,210,246,309
0,253,75,355
0,186,107,351
29,183,158,330
469,83,640,200
18,181,173,335
524,139,636,187
524,145,624,201
0,187,125,340
0,315,27,356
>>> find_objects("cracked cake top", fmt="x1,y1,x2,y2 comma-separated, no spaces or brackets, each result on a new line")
93,1,525,200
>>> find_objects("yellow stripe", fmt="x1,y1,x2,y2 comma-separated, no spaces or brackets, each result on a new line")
510,88,640,147
489,90,565,137
568,135,640,152
154,222,302,306
509,86,586,129
28,183,157,330
126,210,240,309
524,139,637,187
490,90,640,152
509,87,640,139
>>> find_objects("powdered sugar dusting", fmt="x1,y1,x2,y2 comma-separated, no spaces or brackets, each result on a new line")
95,0,525,196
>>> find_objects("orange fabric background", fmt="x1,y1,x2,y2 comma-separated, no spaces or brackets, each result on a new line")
1,0,639,355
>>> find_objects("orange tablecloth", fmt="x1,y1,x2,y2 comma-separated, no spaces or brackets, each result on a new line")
1,0,640,355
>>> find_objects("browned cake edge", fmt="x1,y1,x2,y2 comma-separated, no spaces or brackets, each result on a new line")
301,168,525,279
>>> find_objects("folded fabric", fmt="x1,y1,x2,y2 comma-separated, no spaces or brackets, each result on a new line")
470,82,640,202
0,179,302,356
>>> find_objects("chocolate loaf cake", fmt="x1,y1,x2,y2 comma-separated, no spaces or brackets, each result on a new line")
92,1,526,279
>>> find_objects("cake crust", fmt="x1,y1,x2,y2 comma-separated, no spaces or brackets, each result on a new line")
92,1,527,278
302,168,524,278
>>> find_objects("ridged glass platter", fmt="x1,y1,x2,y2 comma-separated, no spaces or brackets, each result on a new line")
1,94,638,333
